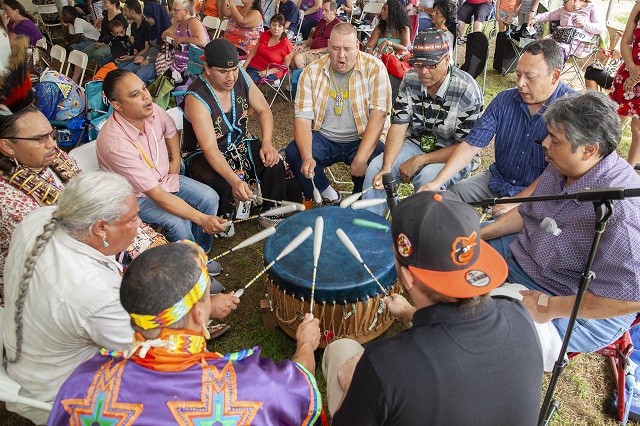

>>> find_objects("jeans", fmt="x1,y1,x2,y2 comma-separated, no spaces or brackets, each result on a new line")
137,175,219,253
245,65,276,83
82,43,113,66
418,16,433,32
71,37,96,51
362,141,473,216
285,131,385,199
487,233,636,352
118,60,157,83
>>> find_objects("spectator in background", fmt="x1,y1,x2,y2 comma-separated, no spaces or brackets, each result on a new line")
140,0,171,81
364,0,411,55
415,0,434,32
277,0,301,40
298,0,322,40
336,0,353,21
431,0,456,62
202,0,220,17
105,19,133,61
61,6,101,51
456,0,492,44
243,14,294,83
291,0,340,69
82,0,128,66
1,0,43,46
220,0,264,56
496,0,519,32
117,0,152,81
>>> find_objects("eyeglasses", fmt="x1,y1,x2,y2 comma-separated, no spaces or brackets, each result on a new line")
414,59,443,70
10,129,58,144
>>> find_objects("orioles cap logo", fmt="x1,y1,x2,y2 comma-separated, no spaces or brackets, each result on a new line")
228,60,234,67
450,231,477,266
396,233,412,257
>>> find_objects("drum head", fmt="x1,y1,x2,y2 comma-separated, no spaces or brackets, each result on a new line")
264,206,397,303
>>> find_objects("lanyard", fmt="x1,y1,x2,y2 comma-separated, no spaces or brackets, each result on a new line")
200,75,244,148
421,65,454,134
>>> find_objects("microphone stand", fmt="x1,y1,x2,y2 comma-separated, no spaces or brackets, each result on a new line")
467,187,640,426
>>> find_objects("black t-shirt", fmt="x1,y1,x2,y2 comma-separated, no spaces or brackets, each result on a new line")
278,0,300,35
130,19,151,53
332,296,544,426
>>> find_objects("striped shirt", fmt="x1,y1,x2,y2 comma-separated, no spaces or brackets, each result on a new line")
466,83,575,196
295,51,391,141
393,66,483,149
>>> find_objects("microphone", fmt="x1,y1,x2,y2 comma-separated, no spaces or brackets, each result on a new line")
382,173,399,213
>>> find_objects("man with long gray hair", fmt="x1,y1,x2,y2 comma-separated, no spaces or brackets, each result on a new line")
481,91,640,354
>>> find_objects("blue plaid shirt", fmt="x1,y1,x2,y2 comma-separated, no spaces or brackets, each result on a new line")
466,83,575,196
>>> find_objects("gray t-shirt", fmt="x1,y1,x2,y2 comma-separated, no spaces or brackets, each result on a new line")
319,70,359,143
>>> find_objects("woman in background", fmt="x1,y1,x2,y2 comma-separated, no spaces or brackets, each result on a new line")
220,0,264,56
243,14,293,82
1,0,43,45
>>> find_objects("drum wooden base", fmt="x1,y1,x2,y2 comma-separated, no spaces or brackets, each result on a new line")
266,279,404,348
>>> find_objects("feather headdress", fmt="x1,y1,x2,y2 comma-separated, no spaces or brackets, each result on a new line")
0,36,35,128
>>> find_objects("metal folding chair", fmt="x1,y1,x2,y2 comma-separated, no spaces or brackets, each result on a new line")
50,44,66,73
64,50,89,85
256,63,292,106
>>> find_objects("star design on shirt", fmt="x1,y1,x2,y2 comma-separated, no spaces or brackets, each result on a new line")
61,360,143,425
167,360,262,425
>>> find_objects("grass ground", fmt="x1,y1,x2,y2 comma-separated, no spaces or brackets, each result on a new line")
1,1,637,424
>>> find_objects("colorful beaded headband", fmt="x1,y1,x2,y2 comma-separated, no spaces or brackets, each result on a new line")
129,240,209,330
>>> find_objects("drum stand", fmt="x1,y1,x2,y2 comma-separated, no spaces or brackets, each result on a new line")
468,187,640,426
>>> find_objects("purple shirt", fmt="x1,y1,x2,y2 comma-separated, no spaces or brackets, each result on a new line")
8,19,43,45
510,151,640,301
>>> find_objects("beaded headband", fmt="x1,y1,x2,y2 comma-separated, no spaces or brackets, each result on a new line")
129,240,210,330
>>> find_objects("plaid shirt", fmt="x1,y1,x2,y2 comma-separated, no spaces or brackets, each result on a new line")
295,51,391,140
393,66,483,149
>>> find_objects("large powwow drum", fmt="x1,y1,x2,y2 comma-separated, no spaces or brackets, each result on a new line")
264,206,401,347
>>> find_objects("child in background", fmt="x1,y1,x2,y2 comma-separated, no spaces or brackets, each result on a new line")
496,0,519,31
104,20,133,63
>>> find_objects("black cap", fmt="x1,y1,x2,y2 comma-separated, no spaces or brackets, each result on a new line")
391,191,507,298
408,29,450,66
200,39,239,69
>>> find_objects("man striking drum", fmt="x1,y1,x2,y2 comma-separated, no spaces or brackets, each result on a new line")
323,191,544,425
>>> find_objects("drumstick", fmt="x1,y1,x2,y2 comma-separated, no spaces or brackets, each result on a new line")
232,204,297,223
234,226,313,298
309,173,323,205
336,228,388,296
249,195,306,211
209,227,276,261
350,198,388,210
309,216,324,315
339,186,374,209
352,218,389,232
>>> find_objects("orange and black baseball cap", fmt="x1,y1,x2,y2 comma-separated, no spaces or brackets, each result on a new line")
391,191,507,298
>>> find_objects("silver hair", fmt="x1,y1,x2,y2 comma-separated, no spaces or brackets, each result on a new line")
543,90,621,157
173,0,194,15
8,171,133,363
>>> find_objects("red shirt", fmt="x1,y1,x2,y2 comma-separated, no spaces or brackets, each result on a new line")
249,31,294,78
310,17,341,50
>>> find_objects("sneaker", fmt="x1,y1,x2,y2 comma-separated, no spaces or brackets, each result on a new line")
322,192,343,206
207,260,223,277
214,222,235,238
457,37,467,45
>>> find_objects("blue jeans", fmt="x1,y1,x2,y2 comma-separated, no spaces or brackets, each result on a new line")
137,175,219,253
285,131,385,199
118,60,157,83
71,37,95,51
245,66,276,83
487,233,636,352
362,141,473,216
418,17,433,32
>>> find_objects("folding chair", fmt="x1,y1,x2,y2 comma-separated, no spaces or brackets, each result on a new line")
0,307,54,417
69,140,99,172
50,44,66,73
294,9,305,43
36,38,48,50
217,19,229,38
37,4,65,43
568,315,640,422
64,50,89,85
461,31,489,95
202,16,221,39
560,35,601,91
256,63,292,106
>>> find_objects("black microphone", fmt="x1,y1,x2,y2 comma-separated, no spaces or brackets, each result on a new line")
382,173,399,213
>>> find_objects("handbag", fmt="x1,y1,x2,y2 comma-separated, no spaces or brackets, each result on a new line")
381,52,412,79
155,42,175,76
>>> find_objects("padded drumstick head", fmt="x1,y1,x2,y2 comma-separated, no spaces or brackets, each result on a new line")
280,201,306,211
336,228,363,263
340,191,363,208
276,226,313,261
351,198,388,210
262,204,297,216
232,227,276,251
313,216,324,266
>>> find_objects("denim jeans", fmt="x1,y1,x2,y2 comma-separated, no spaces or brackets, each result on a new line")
487,233,636,352
285,131,385,199
118,60,157,83
361,141,473,216
245,66,276,83
137,175,219,253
